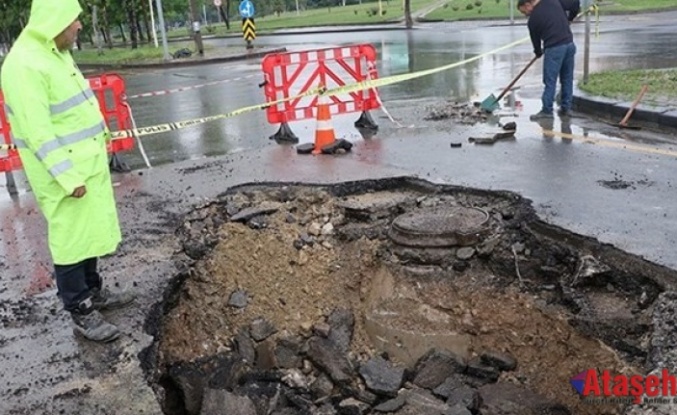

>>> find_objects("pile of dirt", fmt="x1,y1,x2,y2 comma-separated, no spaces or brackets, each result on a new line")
150,181,665,415
425,101,490,124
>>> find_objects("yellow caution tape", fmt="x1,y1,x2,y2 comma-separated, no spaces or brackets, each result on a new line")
111,37,530,139
109,4,601,141
111,84,326,139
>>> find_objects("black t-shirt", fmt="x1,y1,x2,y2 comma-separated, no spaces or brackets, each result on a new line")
528,0,580,55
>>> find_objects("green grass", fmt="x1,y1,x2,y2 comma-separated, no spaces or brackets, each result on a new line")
72,42,211,65
168,0,435,37
578,68,677,105
64,0,677,65
426,0,518,20
426,0,677,21
595,0,677,12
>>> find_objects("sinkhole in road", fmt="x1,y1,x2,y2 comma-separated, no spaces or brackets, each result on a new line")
141,177,675,415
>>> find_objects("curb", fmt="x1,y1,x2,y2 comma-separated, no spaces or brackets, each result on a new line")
77,47,286,70
165,24,408,43
572,85,677,130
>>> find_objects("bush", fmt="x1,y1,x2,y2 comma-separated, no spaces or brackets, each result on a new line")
474,0,482,6
466,3,474,10
452,5,459,11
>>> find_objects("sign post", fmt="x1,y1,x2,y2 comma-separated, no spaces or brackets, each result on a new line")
583,0,591,84
239,0,256,49
154,0,171,61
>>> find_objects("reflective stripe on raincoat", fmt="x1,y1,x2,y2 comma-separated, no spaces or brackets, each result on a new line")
0,0,121,265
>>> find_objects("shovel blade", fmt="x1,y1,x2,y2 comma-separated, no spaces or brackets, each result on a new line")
480,94,500,112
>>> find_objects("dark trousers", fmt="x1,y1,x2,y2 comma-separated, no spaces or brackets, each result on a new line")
54,257,102,312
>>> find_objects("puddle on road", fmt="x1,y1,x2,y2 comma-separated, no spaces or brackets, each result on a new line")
141,178,673,415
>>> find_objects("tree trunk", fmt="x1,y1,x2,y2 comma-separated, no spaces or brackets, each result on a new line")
219,5,230,30
137,21,146,42
126,0,139,49
189,0,204,55
119,23,127,44
404,0,413,29
144,10,152,42
92,5,103,54
102,5,114,48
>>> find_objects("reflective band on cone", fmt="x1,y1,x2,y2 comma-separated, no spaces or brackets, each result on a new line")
312,94,336,155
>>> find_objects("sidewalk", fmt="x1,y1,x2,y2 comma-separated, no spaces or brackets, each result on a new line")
78,45,287,70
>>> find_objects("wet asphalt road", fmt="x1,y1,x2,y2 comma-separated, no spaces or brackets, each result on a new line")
0,11,676,415
63,11,677,170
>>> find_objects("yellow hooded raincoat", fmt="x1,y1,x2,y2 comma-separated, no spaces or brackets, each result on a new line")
1,0,121,265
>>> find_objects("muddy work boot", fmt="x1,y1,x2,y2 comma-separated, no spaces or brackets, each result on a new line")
91,287,136,311
557,108,572,118
71,299,120,342
529,111,554,121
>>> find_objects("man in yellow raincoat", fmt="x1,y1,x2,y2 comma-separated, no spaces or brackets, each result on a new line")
1,0,134,342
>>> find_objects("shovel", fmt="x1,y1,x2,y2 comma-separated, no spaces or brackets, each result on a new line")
480,55,539,113
617,84,648,130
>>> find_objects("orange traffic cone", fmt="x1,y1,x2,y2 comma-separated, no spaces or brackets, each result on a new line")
312,93,336,155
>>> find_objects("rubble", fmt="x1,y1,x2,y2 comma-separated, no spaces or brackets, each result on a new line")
146,181,672,415
425,101,490,124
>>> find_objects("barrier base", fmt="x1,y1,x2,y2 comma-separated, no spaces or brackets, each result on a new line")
109,153,131,173
269,122,299,144
297,139,353,156
357,126,378,140
321,139,353,155
354,111,378,131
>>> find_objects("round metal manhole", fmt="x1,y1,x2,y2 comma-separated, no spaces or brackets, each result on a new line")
388,206,490,248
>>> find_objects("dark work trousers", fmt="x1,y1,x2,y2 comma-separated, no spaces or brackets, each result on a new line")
54,257,102,312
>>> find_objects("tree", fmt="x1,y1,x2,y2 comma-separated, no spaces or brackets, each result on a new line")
404,0,412,29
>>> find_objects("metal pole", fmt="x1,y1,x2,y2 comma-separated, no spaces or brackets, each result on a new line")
510,0,514,25
295,0,300,16
148,0,159,48
583,0,591,84
154,0,171,61
203,4,208,25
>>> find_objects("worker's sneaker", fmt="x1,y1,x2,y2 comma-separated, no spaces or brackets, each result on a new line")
71,300,120,342
557,108,572,118
91,287,136,311
529,111,554,121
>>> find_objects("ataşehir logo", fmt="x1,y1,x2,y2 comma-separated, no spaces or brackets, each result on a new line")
571,369,677,404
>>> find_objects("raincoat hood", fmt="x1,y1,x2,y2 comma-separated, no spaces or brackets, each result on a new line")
25,0,82,42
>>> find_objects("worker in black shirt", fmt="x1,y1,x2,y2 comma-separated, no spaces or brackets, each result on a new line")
518,0,580,120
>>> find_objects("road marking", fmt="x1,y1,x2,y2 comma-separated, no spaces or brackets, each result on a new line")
541,129,677,158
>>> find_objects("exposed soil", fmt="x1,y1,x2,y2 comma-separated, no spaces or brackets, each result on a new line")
150,180,669,415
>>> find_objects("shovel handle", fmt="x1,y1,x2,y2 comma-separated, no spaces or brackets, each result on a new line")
619,84,649,126
495,55,540,103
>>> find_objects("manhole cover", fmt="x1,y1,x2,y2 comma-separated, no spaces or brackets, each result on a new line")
389,206,490,247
